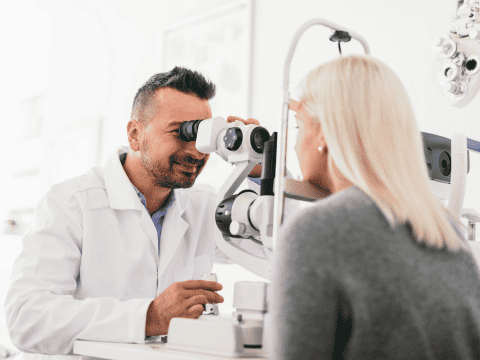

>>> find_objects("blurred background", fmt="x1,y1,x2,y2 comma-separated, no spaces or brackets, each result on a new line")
1,0,480,355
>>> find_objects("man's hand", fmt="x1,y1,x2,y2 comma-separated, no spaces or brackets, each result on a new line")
227,116,262,178
145,280,224,336
227,116,260,126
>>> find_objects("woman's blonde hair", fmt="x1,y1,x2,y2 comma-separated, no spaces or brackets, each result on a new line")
301,54,466,251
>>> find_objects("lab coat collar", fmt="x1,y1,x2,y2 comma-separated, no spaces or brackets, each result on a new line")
104,149,145,212
103,148,188,216
104,149,189,258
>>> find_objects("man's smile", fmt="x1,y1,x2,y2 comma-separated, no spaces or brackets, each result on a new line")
173,161,197,173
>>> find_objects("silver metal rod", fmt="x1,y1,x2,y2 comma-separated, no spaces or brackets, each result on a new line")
272,19,370,252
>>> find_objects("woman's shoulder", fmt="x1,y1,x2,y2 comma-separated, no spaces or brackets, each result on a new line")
315,185,376,212
286,186,382,227
280,186,392,250
277,186,387,268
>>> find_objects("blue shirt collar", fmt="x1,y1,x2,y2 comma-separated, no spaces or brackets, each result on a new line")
131,184,175,218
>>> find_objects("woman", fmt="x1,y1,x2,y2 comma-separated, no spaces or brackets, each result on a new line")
270,54,480,359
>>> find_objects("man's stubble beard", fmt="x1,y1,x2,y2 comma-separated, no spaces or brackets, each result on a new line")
140,138,204,189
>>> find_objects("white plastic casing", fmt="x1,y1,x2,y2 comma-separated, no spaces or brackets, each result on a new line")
430,180,451,205
200,273,218,282
470,29,480,40
215,124,266,164
195,117,229,154
231,191,260,238
249,195,275,248
233,281,268,313
448,132,468,217
167,316,243,357
167,315,267,357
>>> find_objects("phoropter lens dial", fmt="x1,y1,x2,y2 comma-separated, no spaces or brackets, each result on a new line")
224,127,243,151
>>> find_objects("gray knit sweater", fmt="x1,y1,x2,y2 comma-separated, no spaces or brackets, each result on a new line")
271,186,480,359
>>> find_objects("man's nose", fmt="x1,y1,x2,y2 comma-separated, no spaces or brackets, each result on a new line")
185,140,207,160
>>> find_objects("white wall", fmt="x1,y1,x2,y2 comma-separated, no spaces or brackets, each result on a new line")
250,0,480,209
5,0,478,203
0,1,50,228
2,0,480,337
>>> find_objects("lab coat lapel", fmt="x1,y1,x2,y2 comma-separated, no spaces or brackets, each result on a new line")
157,189,188,278
103,149,145,212
104,149,158,253
139,209,160,256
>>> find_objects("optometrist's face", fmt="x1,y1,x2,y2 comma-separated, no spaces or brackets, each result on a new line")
140,88,212,189
290,99,330,189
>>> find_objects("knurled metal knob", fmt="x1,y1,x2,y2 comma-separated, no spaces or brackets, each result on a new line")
433,36,446,47
441,40,458,58
230,221,246,235
443,82,462,95
470,29,480,40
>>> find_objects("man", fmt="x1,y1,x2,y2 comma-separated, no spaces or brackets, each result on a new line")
4,67,262,359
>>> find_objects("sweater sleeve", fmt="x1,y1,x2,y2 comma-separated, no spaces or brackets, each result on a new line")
4,189,152,355
269,208,353,359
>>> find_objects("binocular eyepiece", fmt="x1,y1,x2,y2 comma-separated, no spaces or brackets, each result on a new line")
178,119,271,154
179,120,203,142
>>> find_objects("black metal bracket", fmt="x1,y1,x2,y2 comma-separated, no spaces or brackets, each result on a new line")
329,30,352,55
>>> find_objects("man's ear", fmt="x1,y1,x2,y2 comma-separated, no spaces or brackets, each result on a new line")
127,120,143,152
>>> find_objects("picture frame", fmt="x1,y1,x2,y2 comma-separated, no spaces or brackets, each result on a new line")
161,0,254,119
161,0,255,188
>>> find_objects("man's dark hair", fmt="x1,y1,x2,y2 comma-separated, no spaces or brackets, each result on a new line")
131,67,216,124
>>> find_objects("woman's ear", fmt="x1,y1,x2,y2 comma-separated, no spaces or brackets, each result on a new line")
127,120,143,152
316,124,328,152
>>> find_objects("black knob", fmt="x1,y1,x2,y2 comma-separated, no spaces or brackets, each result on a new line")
224,127,243,151
215,194,242,238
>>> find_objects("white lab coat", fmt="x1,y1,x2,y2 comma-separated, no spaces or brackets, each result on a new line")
4,150,258,360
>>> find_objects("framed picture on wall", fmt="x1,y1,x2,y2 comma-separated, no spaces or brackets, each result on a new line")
161,0,254,119
161,0,254,188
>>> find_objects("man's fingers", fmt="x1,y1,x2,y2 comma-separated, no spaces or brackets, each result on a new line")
187,304,205,318
189,289,224,303
181,280,223,291
227,116,260,126
227,116,244,123
185,294,209,309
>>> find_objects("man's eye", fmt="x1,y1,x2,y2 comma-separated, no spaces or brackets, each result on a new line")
171,129,184,140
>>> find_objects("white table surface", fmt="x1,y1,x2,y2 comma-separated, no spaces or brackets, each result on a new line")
73,340,265,360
